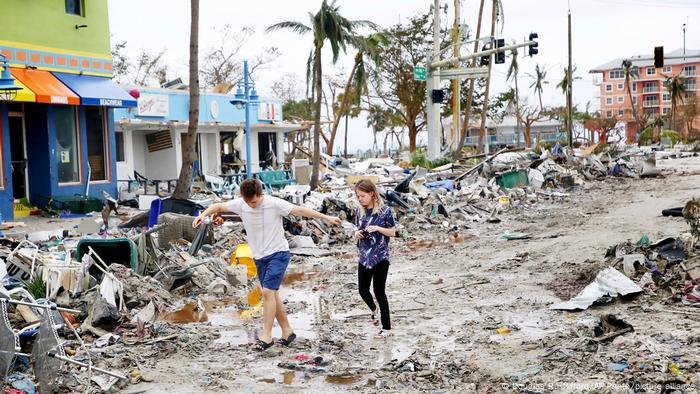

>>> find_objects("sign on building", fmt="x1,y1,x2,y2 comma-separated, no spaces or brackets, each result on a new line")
258,102,282,121
137,94,169,117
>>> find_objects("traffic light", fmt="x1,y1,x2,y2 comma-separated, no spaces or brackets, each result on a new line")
654,46,663,68
495,39,505,64
528,33,538,56
431,89,445,104
479,45,489,66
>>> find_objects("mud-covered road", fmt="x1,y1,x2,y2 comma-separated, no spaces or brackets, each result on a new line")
126,158,700,393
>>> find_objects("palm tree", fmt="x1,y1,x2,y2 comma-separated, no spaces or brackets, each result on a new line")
328,32,386,156
621,60,640,142
172,0,199,199
506,44,521,145
367,105,389,154
665,74,686,131
267,1,375,189
556,66,577,137
528,64,547,111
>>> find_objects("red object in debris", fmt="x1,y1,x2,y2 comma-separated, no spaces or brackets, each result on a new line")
129,88,140,99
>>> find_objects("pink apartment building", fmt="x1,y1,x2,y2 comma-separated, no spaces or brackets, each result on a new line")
590,48,699,142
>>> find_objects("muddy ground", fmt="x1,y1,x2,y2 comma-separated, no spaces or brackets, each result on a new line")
123,157,700,394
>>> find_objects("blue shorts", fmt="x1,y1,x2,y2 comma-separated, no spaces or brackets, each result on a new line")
254,251,291,290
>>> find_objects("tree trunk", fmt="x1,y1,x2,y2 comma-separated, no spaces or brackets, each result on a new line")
329,58,359,157
383,132,389,156
172,0,199,199
343,114,349,158
455,0,486,157
408,123,418,152
310,45,323,190
478,0,497,153
626,79,639,143
524,123,532,147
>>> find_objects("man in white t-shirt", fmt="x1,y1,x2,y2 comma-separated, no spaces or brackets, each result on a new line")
193,179,341,351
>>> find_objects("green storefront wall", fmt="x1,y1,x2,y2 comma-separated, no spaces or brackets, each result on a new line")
2,0,110,57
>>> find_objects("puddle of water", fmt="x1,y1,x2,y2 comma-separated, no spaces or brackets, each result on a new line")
160,302,208,323
209,278,321,345
283,267,323,285
276,288,319,340
407,232,475,250
325,374,360,385
282,371,295,385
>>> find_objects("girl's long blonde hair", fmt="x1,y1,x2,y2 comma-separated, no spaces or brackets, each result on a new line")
355,179,387,218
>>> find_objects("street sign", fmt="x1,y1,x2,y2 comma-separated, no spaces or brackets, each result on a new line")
413,65,426,81
438,67,489,80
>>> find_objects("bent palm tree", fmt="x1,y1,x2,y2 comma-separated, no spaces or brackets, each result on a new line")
622,60,640,142
328,32,386,156
528,64,547,111
664,74,686,132
267,0,376,189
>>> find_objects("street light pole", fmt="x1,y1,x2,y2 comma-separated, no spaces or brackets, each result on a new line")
244,60,252,179
567,9,573,147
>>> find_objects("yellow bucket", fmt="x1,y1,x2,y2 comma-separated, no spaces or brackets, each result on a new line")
231,243,257,279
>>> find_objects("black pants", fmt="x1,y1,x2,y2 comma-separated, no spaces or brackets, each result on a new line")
358,260,391,330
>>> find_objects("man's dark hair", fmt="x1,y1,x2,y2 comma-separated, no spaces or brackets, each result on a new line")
240,179,263,200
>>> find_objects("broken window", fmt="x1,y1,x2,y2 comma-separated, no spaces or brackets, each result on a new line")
86,107,108,181
55,106,80,183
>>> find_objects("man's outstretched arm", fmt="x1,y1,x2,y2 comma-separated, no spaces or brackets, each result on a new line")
193,202,230,227
290,206,342,225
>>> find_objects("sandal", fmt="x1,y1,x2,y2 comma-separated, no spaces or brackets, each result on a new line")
254,339,274,351
370,310,380,326
277,333,297,347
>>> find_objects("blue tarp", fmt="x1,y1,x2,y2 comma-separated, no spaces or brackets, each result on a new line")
52,72,137,107
425,180,455,192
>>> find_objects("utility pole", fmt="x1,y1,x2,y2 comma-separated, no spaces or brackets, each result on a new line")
455,0,485,157
683,22,687,58
451,0,460,153
566,8,573,147
427,0,442,160
479,0,497,154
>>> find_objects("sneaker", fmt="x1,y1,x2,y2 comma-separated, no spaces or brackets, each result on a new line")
374,329,392,339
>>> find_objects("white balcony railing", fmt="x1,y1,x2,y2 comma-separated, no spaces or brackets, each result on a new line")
643,100,660,108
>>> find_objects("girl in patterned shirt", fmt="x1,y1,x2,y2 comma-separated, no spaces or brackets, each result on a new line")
353,179,396,338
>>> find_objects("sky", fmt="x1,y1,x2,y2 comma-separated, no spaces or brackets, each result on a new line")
108,0,699,152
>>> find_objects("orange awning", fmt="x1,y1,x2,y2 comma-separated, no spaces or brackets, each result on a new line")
10,68,79,105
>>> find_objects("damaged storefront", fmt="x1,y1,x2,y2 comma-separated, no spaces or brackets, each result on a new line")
0,0,136,220
113,89,294,182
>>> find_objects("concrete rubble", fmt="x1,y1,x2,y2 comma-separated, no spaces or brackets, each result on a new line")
0,143,699,392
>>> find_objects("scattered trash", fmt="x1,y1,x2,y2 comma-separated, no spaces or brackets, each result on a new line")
501,232,532,241
594,314,634,342
550,267,643,310
607,360,629,372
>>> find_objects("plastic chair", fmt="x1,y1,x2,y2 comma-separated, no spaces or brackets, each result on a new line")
230,244,256,279
147,198,163,228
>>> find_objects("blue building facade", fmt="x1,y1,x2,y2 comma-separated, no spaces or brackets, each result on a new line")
113,87,288,184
